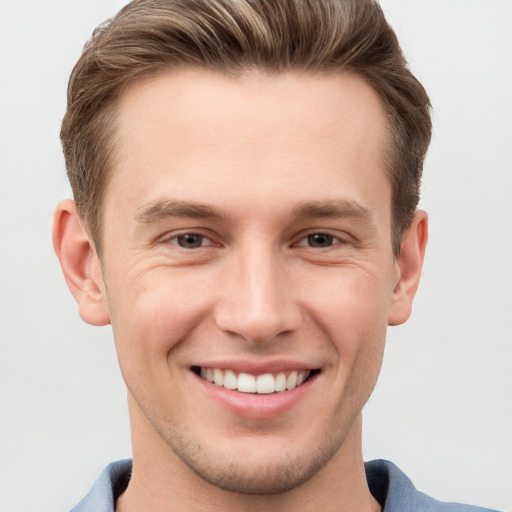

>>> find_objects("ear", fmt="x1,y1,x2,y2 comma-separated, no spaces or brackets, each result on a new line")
388,210,428,326
52,199,110,326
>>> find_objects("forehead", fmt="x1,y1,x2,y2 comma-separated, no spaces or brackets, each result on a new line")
108,69,390,217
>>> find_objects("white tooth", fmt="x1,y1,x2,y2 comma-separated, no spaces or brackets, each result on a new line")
237,372,256,393
223,370,237,389
206,368,214,383
200,367,207,379
256,374,275,394
275,372,287,392
213,368,224,386
286,371,297,390
296,370,307,386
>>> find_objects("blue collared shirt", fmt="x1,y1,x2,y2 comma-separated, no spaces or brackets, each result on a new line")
70,459,498,512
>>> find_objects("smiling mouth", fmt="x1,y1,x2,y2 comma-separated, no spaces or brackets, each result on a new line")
192,367,319,394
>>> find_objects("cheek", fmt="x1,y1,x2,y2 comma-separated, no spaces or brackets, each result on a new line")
108,269,217,364
336,335,384,421
305,267,393,344
320,276,389,402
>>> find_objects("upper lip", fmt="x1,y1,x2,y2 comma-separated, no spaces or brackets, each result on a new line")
191,359,320,374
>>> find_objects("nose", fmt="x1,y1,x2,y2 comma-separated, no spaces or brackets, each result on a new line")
214,241,302,344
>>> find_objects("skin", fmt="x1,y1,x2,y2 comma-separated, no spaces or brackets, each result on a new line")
54,70,427,512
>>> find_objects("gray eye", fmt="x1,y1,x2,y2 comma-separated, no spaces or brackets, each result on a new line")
307,233,334,248
176,233,204,249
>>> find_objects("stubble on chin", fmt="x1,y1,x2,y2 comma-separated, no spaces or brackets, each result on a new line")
160,423,349,496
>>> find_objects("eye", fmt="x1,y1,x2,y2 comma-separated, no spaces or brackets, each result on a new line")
173,233,207,249
297,232,338,248
306,233,334,248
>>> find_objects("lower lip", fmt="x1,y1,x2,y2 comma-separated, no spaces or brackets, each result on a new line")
194,372,318,420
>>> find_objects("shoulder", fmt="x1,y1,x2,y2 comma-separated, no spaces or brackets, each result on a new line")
365,459,499,512
70,459,132,512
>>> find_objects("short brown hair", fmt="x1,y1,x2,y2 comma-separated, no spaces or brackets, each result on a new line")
61,0,431,255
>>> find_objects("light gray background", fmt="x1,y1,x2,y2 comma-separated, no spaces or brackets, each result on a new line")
1,1,511,511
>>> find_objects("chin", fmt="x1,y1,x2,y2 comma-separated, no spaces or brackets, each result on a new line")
166,427,347,495
184,453,328,495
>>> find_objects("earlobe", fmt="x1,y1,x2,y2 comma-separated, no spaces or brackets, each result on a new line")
52,199,110,326
388,210,428,326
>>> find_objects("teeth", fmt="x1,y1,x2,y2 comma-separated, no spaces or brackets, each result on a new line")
223,369,238,390
256,374,274,394
238,372,256,393
198,368,312,394
213,368,224,386
286,371,297,390
275,372,287,392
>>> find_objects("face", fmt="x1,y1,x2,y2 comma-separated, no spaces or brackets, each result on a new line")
96,70,404,493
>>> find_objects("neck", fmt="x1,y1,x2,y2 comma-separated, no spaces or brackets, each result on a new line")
117,398,380,512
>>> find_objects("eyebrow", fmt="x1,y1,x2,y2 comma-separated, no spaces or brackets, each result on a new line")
135,198,374,225
135,199,227,224
292,199,374,222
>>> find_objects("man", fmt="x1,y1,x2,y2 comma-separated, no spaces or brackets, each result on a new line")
52,0,498,511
